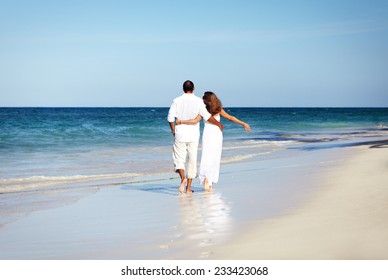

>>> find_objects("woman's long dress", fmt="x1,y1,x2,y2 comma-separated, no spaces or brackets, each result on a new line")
199,114,223,185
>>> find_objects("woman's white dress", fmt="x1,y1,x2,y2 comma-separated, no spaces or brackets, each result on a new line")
199,114,223,185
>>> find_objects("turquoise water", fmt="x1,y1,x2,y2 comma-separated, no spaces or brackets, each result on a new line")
0,107,387,194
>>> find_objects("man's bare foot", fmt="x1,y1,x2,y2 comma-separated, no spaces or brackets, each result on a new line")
179,178,187,193
204,178,212,192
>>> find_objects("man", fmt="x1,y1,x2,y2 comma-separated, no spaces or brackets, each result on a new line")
167,80,223,193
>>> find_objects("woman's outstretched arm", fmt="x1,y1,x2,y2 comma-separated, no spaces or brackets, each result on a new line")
220,109,251,132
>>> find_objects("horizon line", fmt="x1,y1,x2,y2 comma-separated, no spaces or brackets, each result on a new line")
1,106,388,109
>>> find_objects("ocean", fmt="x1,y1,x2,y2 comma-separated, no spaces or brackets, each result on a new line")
1,107,388,224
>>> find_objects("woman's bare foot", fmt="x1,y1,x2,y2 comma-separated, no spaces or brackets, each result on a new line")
204,178,212,192
179,178,187,193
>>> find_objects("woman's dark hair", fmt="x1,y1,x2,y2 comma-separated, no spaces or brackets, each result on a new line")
203,91,222,115
183,80,194,93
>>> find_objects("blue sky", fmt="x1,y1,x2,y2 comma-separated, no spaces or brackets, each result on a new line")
1,0,388,107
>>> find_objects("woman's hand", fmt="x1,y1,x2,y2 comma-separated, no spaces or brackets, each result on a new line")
243,123,251,132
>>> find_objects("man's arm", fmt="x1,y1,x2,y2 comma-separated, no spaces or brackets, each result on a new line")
169,121,175,136
167,100,177,136
199,102,223,131
207,115,223,131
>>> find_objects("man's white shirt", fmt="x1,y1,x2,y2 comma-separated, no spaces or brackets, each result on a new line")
167,93,211,142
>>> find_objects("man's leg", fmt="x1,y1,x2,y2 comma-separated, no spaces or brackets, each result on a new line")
176,169,187,193
186,141,198,193
173,140,188,193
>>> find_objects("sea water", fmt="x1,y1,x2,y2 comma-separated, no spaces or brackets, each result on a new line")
1,107,388,222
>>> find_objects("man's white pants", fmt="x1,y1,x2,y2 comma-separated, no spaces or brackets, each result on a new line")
172,140,198,179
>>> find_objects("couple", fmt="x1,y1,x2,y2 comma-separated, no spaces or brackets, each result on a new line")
167,80,251,194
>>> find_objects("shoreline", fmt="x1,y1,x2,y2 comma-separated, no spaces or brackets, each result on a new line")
207,145,388,259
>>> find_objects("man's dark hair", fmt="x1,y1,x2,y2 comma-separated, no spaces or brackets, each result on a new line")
183,80,194,93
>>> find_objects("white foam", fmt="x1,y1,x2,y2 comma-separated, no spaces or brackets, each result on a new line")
222,140,295,151
221,151,272,164
377,124,388,129
0,172,141,193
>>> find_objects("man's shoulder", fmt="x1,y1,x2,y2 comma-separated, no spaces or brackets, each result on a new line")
188,94,203,103
172,94,186,102
173,93,202,102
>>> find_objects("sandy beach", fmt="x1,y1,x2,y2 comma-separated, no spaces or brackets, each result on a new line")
210,145,388,259
0,144,387,260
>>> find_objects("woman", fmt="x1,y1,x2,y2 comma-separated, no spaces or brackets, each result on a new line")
176,91,250,192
